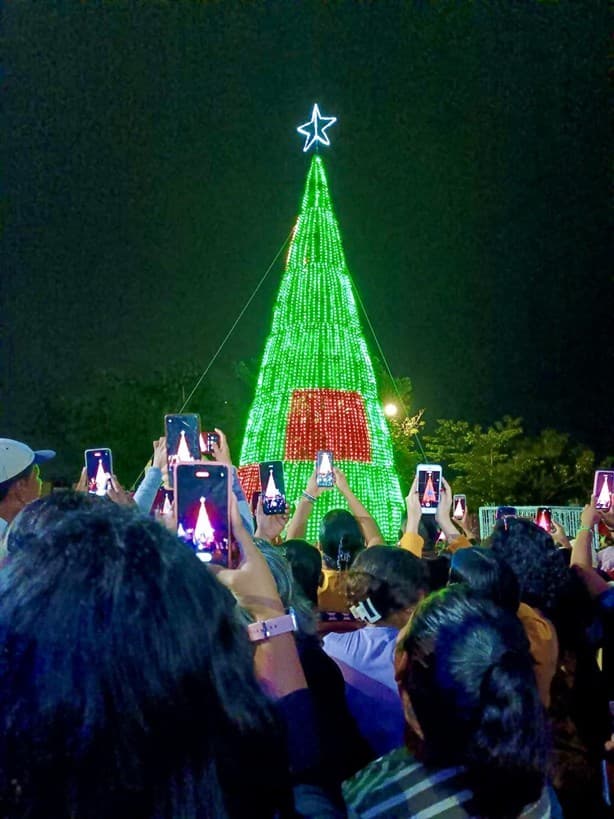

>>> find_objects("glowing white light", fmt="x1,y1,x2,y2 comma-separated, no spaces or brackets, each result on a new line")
297,104,337,152
384,403,398,417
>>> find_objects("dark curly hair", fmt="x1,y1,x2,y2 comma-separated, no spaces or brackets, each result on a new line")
489,517,569,618
399,585,548,819
0,494,288,818
345,545,427,621
449,546,520,613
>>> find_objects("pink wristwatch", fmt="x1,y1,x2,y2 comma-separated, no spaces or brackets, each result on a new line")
247,608,298,643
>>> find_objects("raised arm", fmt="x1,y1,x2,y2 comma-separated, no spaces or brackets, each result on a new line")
214,495,307,699
435,478,470,552
333,467,384,547
570,496,598,571
285,470,323,541
398,475,424,557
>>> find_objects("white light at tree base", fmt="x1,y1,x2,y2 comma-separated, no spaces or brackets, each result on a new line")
384,403,398,417
296,104,337,152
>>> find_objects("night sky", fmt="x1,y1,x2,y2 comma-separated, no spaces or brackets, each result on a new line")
2,1,612,473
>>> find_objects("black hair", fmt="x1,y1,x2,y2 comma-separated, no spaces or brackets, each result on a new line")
5,490,99,552
399,585,547,819
449,547,520,613
345,545,427,621
284,539,322,606
0,463,34,503
319,509,365,571
0,494,288,818
489,517,569,619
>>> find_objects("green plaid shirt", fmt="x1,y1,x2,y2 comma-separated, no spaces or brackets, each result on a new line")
343,746,552,819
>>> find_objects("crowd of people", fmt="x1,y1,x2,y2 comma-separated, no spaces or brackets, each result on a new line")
0,433,613,818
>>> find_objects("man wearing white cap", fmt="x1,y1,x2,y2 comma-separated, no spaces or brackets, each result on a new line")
0,439,55,538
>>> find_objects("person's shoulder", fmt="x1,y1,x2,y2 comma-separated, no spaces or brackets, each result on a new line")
343,748,425,818
517,602,556,637
343,748,471,819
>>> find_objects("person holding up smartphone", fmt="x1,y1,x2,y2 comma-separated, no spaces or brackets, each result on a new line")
286,466,384,616
399,474,472,558
0,490,343,818
286,468,384,549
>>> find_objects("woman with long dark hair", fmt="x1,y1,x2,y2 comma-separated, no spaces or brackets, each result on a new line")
344,585,552,818
0,493,334,818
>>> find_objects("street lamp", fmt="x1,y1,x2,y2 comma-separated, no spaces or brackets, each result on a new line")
384,402,398,418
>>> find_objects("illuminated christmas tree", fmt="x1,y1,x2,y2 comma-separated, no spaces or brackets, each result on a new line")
238,106,403,541
265,468,279,500
193,496,215,547
598,475,611,508
176,430,193,463
453,497,464,520
422,474,437,507
95,458,108,496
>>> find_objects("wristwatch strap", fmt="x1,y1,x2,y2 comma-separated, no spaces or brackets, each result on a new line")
247,608,297,643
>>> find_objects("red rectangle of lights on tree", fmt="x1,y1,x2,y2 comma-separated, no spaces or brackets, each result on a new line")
284,388,372,462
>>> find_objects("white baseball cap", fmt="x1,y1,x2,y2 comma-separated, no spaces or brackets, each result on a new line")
0,439,56,483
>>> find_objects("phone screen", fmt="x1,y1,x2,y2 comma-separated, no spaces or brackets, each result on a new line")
452,494,467,521
175,463,229,566
85,449,113,496
594,470,614,511
199,431,221,456
165,414,201,487
259,461,287,515
316,450,335,488
535,507,552,532
150,487,174,517
416,465,442,514
496,506,517,521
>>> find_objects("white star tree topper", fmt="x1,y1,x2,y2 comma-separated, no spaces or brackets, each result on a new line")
297,104,337,152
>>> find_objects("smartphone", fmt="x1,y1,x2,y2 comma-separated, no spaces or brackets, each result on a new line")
535,507,553,533
594,470,614,511
251,491,261,517
175,463,230,566
84,448,113,496
452,494,467,521
316,450,335,488
150,487,174,517
165,414,201,487
259,460,287,515
416,464,442,514
496,506,517,521
199,431,221,456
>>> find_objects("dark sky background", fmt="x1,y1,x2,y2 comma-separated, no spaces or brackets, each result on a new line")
2,1,612,470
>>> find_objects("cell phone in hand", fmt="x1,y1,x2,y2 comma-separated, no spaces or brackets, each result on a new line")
316,450,335,488
534,507,553,533
200,431,221,456
416,464,442,514
496,506,517,521
84,448,113,496
594,470,614,511
452,494,467,521
164,414,201,488
259,460,287,515
150,487,174,517
175,463,230,567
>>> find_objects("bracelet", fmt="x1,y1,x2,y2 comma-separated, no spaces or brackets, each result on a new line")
302,490,316,503
577,525,593,533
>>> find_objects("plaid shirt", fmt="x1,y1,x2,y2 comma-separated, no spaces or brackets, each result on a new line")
343,746,552,819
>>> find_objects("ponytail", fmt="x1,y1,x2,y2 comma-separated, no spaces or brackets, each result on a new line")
400,587,548,819
466,650,546,818
337,537,352,571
